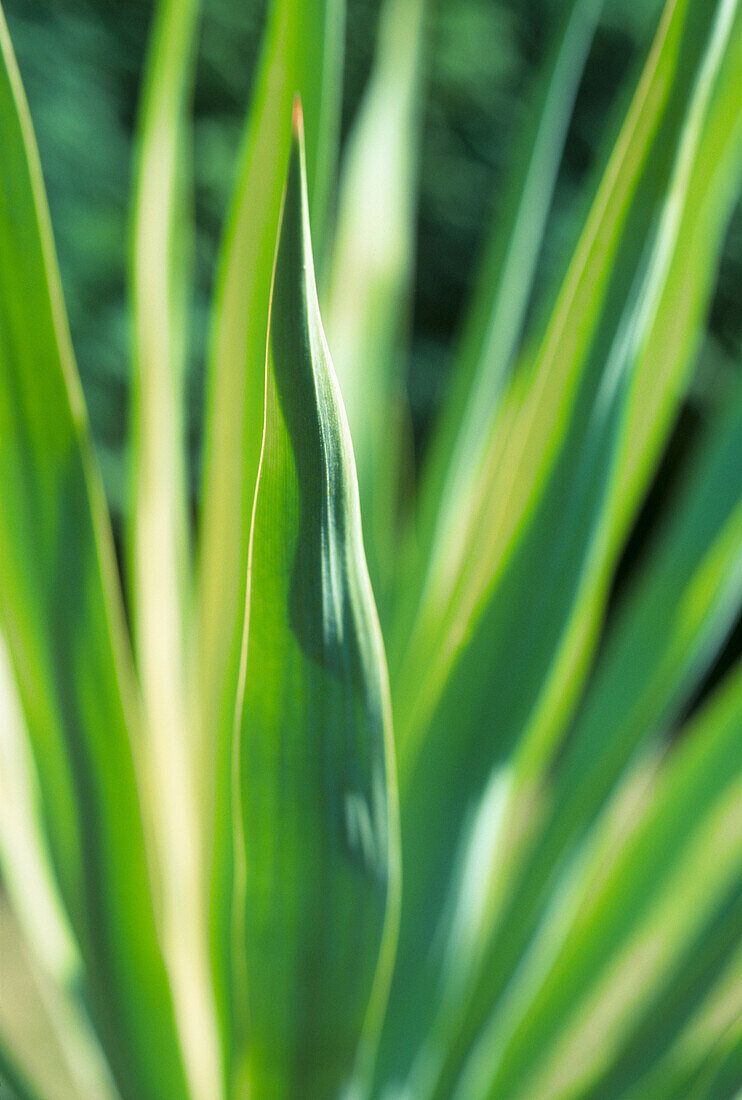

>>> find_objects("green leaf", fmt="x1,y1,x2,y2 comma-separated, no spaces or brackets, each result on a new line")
0,895,113,1100
197,0,345,737
232,102,400,1098
454,658,742,1098
686,1013,742,1099
613,0,742,537
0,633,78,990
0,641,114,1099
580,873,742,1098
378,0,742,1087
424,373,742,1094
623,947,742,1099
195,0,345,1055
410,0,604,625
0,9,188,1097
396,0,739,765
128,2,222,1095
130,0,197,729
324,0,426,607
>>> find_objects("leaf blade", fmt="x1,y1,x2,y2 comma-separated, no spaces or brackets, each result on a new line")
325,0,426,605
232,104,400,1097
0,10,188,1097
410,0,604,621
456,660,742,1098
196,2,346,1056
128,2,223,1094
378,0,742,1088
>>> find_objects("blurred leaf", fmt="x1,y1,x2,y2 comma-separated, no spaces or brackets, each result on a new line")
614,0,742,536
411,0,604,626
0,9,187,1097
0,640,114,1099
580,873,742,1098
425,372,742,1093
396,0,739,762
0,896,112,1100
686,1012,742,1099
128,2,222,1095
377,0,742,1088
325,0,426,606
454,657,742,1098
0,633,78,988
625,944,742,1099
195,0,345,1055
484,0,742,832
232,105,400,1097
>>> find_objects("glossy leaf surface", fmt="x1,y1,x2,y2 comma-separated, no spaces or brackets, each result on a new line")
196,3,345,1051
232,105,400,1098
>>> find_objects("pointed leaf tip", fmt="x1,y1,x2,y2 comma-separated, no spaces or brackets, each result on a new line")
292,93,304,141
232,84,400,1094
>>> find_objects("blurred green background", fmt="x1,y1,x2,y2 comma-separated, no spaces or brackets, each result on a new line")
4,0,741,603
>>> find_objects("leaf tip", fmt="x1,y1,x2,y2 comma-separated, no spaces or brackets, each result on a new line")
292,93,304,142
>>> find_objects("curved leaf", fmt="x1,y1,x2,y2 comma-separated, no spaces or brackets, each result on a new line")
0,10,188,1097
195,1,345,1054
232,103,400,1097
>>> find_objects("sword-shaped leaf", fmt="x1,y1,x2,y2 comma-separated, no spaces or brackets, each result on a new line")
196,1,345,1051
233,102,400,1097
0,10,187,1097
128,2,222,1094
410,0,604,620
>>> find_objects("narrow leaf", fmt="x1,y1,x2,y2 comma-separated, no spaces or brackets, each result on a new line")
411,0,604,612
196,0,345,1052
580,874,742,1099
0,10,188,1097
232,102,400,1097
0,633,77,987
428,372,742,1094
128,2,222,1094
325,0,426,605
0,640,114,1094
614,0,742,535
455,659,742,1098
379,0,742,1087
0,896,112,1100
